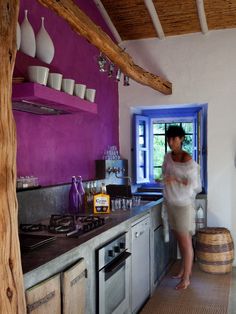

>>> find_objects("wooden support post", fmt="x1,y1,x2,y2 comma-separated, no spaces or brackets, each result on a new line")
37,0,172,94
0,1,26,313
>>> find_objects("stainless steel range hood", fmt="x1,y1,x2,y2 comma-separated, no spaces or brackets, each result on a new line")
13,100,67,115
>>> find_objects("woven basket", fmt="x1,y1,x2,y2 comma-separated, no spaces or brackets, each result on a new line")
196,227,234,274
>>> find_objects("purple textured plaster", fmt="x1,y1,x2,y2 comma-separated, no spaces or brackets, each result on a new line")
14,0,119,186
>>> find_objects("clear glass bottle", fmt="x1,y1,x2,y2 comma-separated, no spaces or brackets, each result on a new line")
91,181,97,195
101,182,107,194
85,182,92,213
68,176,79,214
77,176,85,213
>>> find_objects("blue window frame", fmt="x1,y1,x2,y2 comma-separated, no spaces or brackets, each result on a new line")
133,115,150,183
132,104,208,193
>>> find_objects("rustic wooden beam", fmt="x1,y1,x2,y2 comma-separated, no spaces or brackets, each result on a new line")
37,0,172,95
0,0,26,313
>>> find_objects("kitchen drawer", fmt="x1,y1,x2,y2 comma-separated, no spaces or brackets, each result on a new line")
25,274,61,314
62,258,87,314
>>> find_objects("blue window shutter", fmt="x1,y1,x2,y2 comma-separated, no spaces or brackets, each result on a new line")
133,115,150,184
194,105,208,193
193,112,198,162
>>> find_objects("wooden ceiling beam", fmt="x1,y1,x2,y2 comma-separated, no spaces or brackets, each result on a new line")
36,0,172,95
93,0,122,44
144,0,165,39
196,0,208,34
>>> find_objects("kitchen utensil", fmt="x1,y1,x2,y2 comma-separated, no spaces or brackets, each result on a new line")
74,84,86,99
47,73,63,90
62,78,75,95
85,88,96,102
27,65,49,85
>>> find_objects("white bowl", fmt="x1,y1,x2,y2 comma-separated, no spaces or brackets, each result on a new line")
61,78,75,95
74,84,86,99
27,66,49,85
47,73,63,90
85,88,96,102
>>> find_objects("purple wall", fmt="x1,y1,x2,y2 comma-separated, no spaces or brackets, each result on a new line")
14,0,119,186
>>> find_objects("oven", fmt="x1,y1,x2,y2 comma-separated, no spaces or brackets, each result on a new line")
96,232,131,314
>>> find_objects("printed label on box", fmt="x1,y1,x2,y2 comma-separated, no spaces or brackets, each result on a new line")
93,194,110,214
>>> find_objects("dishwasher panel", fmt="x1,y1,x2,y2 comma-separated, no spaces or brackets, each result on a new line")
131,215,150,313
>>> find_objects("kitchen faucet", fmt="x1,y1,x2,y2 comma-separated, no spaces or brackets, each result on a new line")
115,173,132,185
106,166,131,185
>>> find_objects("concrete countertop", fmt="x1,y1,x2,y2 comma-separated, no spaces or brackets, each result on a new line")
21,199,163,280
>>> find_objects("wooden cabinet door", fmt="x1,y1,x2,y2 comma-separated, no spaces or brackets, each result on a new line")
26,274,61,314
62,259,87,314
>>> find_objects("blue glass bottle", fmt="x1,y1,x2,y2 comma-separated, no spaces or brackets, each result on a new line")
69,176,79,214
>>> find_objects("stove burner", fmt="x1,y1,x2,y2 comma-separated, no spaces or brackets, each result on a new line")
20,223,47,232
75,215,105,232
49,214,75,234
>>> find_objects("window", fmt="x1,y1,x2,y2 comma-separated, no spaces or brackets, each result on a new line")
132,105,207,192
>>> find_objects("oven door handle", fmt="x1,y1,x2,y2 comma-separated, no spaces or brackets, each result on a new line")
104,251,131,275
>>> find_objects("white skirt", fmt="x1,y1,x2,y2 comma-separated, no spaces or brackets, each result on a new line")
165,201,195,235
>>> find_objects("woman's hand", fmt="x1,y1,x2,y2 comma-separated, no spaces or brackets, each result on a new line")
164,175,188,185
164,175,176,184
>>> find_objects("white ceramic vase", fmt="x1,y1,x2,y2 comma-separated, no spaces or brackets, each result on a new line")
20,10,36,57
16,22,21,50
36,17,55,64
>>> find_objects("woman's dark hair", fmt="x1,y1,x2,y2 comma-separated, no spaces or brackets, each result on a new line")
166,125,185,139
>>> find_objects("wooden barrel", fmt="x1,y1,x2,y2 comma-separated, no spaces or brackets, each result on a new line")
196,227,234,274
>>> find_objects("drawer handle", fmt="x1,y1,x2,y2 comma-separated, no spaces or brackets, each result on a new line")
70,269,87,287
27,291,55,312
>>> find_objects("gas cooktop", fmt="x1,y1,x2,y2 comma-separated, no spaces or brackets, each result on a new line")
19,214,109,251
20,214,108,238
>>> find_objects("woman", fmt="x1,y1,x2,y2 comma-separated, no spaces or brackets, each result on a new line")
162,125,201,290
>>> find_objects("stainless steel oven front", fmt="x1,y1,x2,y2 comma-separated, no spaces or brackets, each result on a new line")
96,232,131,314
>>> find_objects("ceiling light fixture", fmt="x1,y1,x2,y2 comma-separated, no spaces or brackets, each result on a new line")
116,68,121,81
97,52,107,72
123,75,130,86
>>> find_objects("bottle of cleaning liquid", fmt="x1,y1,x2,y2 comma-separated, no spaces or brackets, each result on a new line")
69,176,79,214
196,205,205,229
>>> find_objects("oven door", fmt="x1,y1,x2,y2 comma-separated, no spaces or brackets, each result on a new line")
98,251,131,314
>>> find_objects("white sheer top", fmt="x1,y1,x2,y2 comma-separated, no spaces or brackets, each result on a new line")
162,152,202,206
